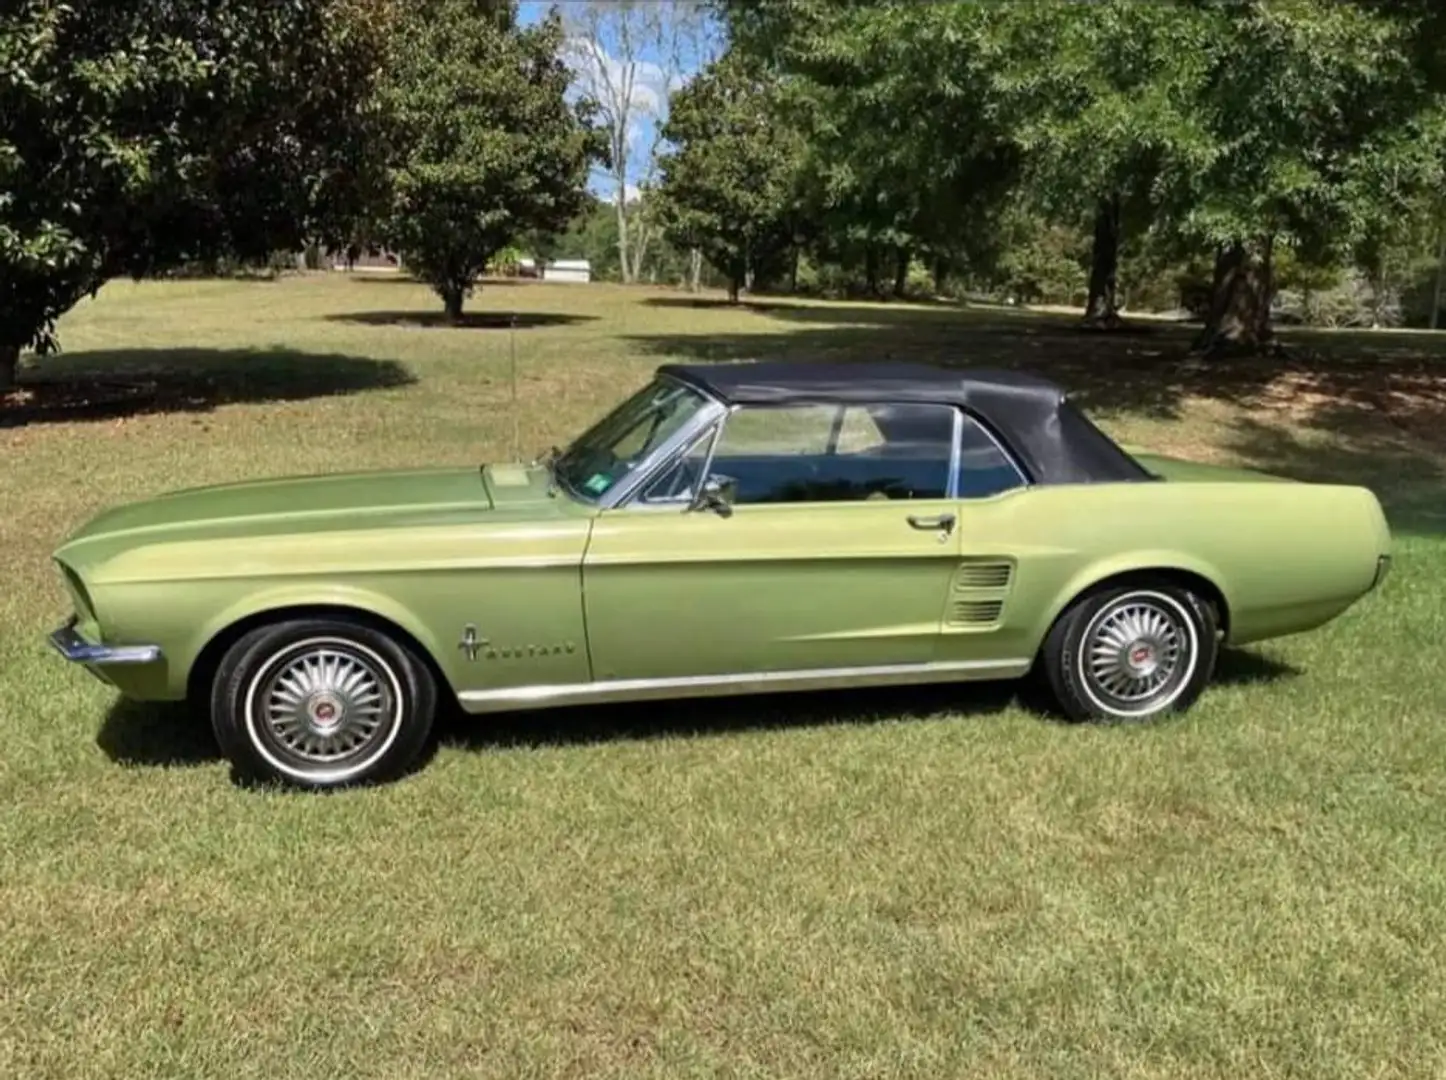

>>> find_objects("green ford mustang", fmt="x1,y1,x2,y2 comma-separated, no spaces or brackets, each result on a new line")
49,361,1392,789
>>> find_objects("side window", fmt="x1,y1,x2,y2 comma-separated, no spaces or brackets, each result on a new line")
719,403,835,455
957,414,1026,498
712,402,957,504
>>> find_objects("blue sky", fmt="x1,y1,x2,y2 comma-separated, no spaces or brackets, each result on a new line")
518,1,717,201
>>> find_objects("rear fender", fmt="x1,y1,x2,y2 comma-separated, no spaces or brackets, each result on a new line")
1033,550,1230,648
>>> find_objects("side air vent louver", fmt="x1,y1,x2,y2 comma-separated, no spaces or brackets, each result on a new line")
954,561,1013,589
951,599,1005,626
946,558,1015,629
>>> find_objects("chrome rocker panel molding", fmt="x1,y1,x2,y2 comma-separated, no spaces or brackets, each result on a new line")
49,617,163,666
458,656,1032,714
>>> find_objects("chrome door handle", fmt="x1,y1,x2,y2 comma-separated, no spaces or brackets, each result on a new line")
907,512,956,538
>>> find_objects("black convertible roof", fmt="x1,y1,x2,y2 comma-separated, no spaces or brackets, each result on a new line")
657,361,1152,486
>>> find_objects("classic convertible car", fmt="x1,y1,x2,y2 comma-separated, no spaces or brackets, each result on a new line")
49,361,1392,789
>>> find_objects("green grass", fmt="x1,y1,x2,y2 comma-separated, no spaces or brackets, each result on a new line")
4,274,1446,1078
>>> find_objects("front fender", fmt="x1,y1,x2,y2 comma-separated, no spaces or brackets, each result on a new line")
181,583,451,692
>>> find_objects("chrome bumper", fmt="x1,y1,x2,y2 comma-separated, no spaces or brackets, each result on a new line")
48,617,163,665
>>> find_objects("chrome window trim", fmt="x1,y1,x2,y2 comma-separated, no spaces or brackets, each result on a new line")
457,656,1034,713
616,402,733,511
593,376,728,510
630,417,726,509
947,406,964,499
619,398,1003,510
955,408,1031,497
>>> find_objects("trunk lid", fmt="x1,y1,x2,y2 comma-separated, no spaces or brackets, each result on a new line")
1128,451,1294,484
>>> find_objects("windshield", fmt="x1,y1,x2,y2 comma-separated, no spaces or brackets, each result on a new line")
553,378,712,502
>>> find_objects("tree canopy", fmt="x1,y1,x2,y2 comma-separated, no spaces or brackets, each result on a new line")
688,0,1446,346
377,0,605,320
0,0,393,387
654,51,805,302
9,0,1446,370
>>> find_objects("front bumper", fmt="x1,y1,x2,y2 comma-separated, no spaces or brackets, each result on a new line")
48,617,163,666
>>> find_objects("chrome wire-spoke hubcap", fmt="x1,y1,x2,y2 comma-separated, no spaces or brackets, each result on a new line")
1084,596,1191,711
260,645,394,765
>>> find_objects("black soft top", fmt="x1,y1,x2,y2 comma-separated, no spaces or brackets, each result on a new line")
658,361,1151,486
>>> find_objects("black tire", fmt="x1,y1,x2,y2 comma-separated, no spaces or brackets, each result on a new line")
1037,580,1219,723
210,617,437,789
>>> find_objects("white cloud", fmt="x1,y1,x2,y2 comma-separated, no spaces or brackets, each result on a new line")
558,15,708,202
562,35,669,126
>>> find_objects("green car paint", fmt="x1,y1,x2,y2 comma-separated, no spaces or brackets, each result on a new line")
50,383,1392,717
1129,451,1293,484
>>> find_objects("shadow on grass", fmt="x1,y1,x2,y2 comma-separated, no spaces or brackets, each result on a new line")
1212,647,1303,688
345,274,536,287
2,347,415,429
97,700,217,768
324,311,597,330
640,296,799,315
94,647,1299,776
438,680,1021,753
1223,414,1446,535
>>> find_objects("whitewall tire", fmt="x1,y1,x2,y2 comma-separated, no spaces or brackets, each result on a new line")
211,617,437,789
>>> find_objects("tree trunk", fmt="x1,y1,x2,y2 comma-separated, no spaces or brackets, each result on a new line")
864,244,880,296
892,247,911,298
1431,221,1445,330
442,286,466,323
1191,237,1277,354
932,256,948,296
0,344,18,391
628,218,652,283
615,194,632,285
1083,194,1123,328
727,274,741,304
688,248,703,292
789,247,800,293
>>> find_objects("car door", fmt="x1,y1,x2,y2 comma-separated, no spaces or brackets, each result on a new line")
582,399,976,682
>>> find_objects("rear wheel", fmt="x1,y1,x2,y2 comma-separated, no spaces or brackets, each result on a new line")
210,617,437,789
1038,581,1218,722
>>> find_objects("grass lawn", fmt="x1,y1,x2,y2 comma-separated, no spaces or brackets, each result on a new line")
4,274,1446,1078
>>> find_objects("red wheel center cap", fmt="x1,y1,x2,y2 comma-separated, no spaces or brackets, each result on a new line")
309,695,343,728
1130,644,1153,666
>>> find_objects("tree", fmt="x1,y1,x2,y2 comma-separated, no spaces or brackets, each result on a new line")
989,1,1214,328
0,0,394,390
561,1,718,284
654,52,804,302
718,0,1019,299
1160,1,1446,354
378,0,604,321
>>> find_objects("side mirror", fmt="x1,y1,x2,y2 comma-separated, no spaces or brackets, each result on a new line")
692,473,738,516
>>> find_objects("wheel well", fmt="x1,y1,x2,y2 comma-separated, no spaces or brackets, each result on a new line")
1075,568,1230,638
186,604,454,707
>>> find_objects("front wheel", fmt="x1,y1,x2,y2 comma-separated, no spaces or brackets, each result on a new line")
1038,582,1219,723
210,617,437,789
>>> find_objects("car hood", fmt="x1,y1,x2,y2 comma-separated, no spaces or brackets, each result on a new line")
55,463,564,568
